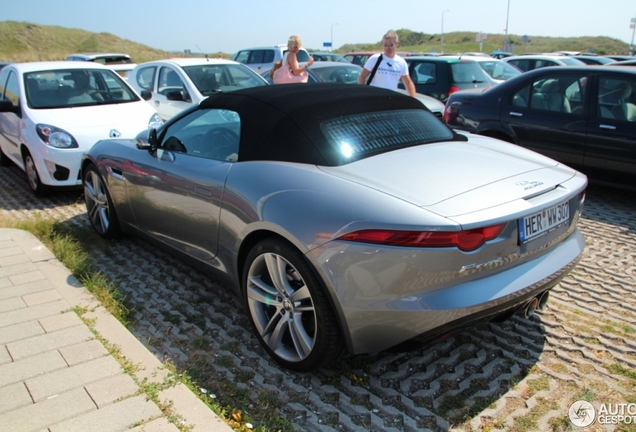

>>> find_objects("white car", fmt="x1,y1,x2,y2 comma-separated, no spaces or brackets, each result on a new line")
464,56,522,85
0,61,163,195
128,58,268,121
231,44,311,73
503,55,586,72
66,53,137,80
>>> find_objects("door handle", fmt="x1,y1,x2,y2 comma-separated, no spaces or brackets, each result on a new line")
599,124,616,130
509,111,523,117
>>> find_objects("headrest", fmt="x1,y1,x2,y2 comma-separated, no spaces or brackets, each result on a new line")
541,79,560,93
615,81,632,99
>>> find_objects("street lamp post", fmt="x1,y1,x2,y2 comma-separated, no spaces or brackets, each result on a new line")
503,0,511,52
441,10,450,54
630,15,636,56
331,23,339,52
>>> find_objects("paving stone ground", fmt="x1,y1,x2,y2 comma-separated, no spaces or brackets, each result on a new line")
0,163,634,432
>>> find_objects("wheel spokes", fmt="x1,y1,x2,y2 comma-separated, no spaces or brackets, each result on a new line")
247,251,317,363
84,171,109,233
263,253,292,297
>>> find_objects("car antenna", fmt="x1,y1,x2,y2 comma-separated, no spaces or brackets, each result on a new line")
195,44,208,61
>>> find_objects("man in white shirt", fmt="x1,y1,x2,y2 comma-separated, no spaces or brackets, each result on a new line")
358,30,417,97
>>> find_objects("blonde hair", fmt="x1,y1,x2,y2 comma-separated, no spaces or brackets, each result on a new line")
287,35,302,49
383,30,399,43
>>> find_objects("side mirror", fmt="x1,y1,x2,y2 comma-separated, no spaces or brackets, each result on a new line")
135,128,158,151
140,90,152,101
0,99,20,115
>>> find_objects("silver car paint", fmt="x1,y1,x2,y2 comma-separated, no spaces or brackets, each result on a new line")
87,130,587,355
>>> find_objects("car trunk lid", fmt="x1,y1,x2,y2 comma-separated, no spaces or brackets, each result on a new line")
318,140,577,218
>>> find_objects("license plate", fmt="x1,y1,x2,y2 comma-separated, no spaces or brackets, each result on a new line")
518,200,570,243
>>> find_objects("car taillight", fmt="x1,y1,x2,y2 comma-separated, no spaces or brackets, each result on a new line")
338,223,506,252
448,85,460,96
443,102,459,124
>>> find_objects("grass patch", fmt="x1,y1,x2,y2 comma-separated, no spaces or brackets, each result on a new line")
575,387,596,402
527,376,550,394
607,363,636,382
509,397,558,432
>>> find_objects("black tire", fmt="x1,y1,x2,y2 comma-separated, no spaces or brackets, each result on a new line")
83,164,121,239
23,150,48,195
243,238,344,372
0,147,12,167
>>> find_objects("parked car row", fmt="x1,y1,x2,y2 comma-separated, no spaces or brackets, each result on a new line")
259,61,445,118
0,50,590,372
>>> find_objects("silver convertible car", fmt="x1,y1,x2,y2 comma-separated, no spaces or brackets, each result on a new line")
82,84,587,372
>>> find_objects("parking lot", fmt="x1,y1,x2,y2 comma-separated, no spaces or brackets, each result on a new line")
0,162,634,431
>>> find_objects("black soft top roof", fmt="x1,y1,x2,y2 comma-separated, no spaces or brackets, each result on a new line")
198,83,426,165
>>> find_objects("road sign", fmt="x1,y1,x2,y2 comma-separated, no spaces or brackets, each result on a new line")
475,32,487,42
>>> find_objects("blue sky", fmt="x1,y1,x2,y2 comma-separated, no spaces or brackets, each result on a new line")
4,0,636,54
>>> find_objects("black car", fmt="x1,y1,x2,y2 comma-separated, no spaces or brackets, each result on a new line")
444,66,636,189
612,59,636,67
399,56,490,102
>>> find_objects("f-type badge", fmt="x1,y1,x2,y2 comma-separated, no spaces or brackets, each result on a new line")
109,129,121,138
516,180,544,191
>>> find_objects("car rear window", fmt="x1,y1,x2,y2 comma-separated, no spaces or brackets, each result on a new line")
450,62,488,84
321,109,453,163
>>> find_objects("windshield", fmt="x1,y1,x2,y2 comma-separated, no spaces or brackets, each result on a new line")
25,69,139,109
562,57,586,66
89,56,133,65
450,62,488,84
183,64,267,96
477,60,521,81
321,109,453,164
311,65,361,84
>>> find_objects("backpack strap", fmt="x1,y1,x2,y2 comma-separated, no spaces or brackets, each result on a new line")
366,54,383,85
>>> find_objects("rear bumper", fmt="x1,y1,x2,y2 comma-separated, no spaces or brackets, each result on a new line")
316,229,585,355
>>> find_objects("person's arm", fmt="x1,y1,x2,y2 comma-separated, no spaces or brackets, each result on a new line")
289,51,314,76
401,75,417,97
358,68,371,85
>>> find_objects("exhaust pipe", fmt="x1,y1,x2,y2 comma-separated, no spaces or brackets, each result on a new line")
538,291,550,310
524,297,539,319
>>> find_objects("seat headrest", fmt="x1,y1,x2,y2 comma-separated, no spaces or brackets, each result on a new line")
616,81,632,99
541,79,560,93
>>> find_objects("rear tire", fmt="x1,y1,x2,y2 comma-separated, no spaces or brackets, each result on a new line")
243,238,344,372
83,164,121,239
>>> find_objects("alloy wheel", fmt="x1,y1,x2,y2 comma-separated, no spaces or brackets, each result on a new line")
246,251,317,363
